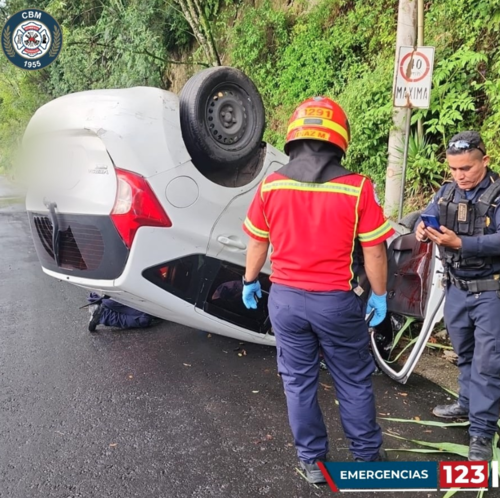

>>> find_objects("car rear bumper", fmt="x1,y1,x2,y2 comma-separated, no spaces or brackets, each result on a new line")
29,212,129,279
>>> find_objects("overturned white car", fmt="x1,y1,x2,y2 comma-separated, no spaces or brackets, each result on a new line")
24,67,444,383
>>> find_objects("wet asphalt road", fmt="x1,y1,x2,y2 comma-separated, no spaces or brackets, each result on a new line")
0,178,479,498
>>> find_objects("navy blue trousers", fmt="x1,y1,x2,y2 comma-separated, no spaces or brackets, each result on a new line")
445,284,500,438
268,283,382,463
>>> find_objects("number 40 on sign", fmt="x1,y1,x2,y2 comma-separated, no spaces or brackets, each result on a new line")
440,461,499,489
393,46,435,109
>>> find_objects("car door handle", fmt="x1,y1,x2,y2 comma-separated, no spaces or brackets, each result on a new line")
217,236,246,250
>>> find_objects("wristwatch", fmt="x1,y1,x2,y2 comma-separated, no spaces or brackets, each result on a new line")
242,276,258,285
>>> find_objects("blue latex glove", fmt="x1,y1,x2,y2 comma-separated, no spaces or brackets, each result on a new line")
242,281,262,309
366,292,387,327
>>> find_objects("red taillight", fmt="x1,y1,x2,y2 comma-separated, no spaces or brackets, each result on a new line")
111,168,172,248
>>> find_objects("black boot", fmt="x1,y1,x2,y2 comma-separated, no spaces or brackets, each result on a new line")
432,401,468,419
88,304,103,332
468,436,493,461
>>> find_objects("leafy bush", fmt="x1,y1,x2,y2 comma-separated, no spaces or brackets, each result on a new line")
400,133,445,197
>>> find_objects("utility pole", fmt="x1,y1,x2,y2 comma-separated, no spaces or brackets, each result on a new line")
417,0,424,140
384,0,416,218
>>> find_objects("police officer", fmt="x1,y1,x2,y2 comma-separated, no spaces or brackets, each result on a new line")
416,131,500,462
241,97,394,483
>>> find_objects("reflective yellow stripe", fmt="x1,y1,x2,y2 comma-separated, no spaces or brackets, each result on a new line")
349,177,366,287
262,179,361,197
260,178,266,202
287,117,349,142
244,217,269,239
358,220,392,243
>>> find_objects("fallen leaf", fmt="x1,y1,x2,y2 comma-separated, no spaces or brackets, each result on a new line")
183,363,191,367
386,428,400,435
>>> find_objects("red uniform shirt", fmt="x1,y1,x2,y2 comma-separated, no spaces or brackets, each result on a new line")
243,172,394,291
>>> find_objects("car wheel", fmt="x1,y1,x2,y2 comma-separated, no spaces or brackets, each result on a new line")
179,66,266,173
399,210,421,231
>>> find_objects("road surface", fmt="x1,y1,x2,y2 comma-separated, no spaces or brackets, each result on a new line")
0,177,477,498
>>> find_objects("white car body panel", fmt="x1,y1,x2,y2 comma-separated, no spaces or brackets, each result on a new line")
25,131,118,215
205,158,285,271
23,87,190,177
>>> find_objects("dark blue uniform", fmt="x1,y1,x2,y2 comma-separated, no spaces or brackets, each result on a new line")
421,173,500,438
269,284,382,462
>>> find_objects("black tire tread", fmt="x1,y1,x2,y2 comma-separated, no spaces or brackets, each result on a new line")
179,66,265,172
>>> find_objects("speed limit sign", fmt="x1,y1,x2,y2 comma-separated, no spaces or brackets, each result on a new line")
394,46,435,108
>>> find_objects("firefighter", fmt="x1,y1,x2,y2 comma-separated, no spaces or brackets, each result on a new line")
241,97,394,483
415,131,500,462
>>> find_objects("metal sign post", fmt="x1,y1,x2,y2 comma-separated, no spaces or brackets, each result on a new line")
393,46,435,221
398,108,412,222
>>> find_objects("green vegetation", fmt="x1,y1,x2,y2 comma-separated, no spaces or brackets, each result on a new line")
1,0,500,203
382,392,500,498
228,0,500,192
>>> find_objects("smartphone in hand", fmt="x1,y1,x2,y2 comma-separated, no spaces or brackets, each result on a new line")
421,214,442,233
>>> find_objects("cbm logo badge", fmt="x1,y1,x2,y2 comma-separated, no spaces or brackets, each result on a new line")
1,9,62,70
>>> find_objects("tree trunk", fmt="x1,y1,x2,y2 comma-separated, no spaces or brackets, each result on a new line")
192,0,221,65
384,0,417,218
175,0,220,67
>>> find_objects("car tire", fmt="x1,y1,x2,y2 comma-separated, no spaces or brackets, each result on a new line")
399,210,422,231
179,66,266,173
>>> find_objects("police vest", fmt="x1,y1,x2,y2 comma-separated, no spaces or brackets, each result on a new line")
438,173,500,269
